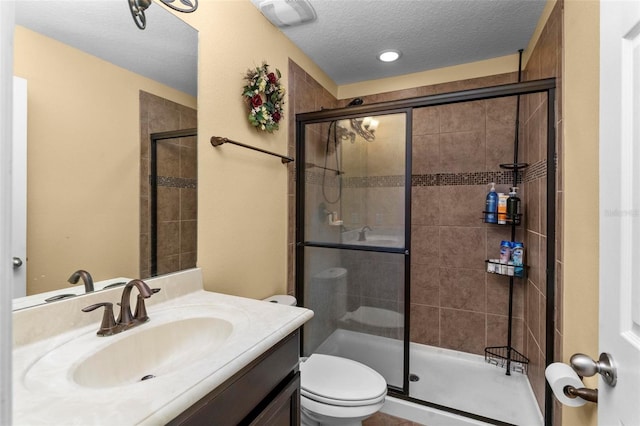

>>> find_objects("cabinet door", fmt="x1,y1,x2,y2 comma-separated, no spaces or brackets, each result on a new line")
248,372,300,426
168,331,300,426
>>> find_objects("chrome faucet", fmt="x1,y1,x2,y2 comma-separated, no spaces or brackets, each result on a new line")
82,279,158,336
358,225,372,241
68,269,94,292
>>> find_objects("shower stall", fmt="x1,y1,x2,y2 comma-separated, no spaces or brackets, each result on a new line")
138,91,197,280
295,79,556,425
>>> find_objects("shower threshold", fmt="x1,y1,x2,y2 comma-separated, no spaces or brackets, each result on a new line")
315,329,542,426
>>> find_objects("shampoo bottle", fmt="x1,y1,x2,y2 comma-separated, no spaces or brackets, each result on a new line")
485,183,498,223
507,187,521,225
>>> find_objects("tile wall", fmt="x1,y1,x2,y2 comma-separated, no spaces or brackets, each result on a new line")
287,60,340,295
139,91,198,278
410,92,526,356
521,0,564,419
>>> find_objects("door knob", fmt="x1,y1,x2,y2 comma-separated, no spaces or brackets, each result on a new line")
12,257,23,268
570,352,617,386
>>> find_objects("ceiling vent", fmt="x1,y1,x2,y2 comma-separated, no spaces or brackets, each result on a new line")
252,0,317,27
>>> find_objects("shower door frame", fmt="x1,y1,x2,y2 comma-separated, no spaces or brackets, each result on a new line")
295,77,557,426
295,106,414,395
149,128,197,277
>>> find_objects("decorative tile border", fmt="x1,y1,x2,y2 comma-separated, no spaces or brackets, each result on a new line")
344,175,405,188
412,171,520,187
302,159,548,188
151,175,197,189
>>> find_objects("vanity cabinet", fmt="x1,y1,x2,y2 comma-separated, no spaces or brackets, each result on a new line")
168,330,301,426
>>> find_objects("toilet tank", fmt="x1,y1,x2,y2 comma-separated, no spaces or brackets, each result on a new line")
303,267,349,355
311,267,347,318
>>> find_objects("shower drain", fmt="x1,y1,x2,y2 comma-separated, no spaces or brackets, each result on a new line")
409,373,420,382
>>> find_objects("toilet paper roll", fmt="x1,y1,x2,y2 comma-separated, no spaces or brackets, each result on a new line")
545,362,587,407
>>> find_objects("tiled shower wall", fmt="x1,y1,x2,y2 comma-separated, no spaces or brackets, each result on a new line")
139,91,198,278
287,61,340,295
410,92,529,356
521,0,564,419
288,66,528,354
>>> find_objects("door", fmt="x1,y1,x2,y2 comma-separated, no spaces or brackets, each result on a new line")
599,0,640,423
296,111,410,392
12,76,26,298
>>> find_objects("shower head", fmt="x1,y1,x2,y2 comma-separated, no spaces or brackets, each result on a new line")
347,98,364,107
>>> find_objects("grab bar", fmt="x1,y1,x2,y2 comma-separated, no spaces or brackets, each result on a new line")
210,136,294,164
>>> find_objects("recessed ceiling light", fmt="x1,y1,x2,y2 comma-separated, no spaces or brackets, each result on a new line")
378,50,401,62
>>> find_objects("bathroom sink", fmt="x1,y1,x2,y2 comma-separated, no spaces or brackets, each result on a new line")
359,237,400,246
13,271,315,426
341,229,404,248
73,316,232,388
23,304,241,391
348,236,402,247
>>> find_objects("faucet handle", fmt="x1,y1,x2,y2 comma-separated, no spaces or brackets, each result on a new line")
82,302,117,336
134,288,161,322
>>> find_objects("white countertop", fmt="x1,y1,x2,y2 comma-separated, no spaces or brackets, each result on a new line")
12,277,133,311
13,269,313,425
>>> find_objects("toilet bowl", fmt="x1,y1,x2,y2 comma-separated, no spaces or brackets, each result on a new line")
299,354,386,426
263,295,387,426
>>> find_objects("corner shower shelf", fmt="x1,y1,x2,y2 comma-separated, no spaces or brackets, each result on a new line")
485,346,529,374
482,50,530,377
485,260,525,278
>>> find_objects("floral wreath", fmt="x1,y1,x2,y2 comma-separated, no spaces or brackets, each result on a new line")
242,63,285,133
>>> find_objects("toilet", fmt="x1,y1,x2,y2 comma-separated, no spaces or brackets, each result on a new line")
263,295,387,426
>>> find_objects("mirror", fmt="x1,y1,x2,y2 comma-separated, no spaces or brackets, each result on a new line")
12,0,198,309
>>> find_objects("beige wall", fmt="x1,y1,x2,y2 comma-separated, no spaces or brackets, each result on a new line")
562,1,599,425
176,0,335,298
14,26,195,295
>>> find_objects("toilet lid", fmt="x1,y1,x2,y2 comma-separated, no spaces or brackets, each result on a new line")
300,354,387,406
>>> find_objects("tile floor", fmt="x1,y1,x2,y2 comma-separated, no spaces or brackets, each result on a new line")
364,412,423,426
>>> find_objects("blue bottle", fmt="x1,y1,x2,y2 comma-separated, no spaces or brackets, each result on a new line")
512,242,525,277
485,182,498,223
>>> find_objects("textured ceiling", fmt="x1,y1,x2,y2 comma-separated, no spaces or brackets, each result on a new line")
272,0,547,85
15,0,198,97
15,1,546,96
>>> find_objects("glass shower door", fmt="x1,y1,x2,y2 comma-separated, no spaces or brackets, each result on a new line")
297,111,410,392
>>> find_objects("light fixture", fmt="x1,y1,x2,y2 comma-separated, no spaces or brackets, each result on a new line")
378,50,401,63
129,0,198,30
349,117,379,142
251,0,317,27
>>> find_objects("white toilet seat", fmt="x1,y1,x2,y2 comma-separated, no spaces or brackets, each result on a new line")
301,394,385,420
301,389,386,407
300,354,387,407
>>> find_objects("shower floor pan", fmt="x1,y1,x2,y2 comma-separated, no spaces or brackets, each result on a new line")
315,329,543,426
